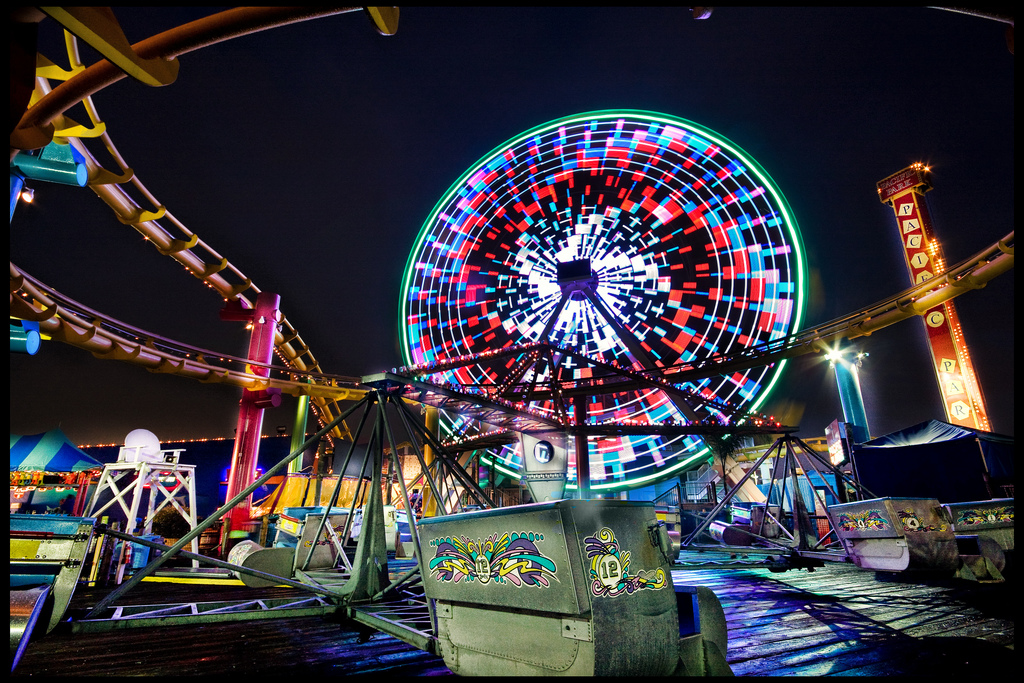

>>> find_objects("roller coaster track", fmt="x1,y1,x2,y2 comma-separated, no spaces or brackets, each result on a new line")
642,230,1015,385
10,8,399,440
9,9,1014,441
9,263,366,399
11,229,1013,413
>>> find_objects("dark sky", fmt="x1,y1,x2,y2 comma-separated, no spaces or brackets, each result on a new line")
10,7,1014,448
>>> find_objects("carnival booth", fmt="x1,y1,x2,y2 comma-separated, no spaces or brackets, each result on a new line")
10,429,104,515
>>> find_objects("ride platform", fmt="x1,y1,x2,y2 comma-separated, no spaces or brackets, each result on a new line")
12,557,1012,677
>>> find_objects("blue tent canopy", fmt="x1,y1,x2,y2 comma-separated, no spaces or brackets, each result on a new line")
10,430,104,473
853,420,1014,503
860,419,1013,449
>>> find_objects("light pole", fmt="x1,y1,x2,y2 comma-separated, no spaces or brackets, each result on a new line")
826,347,871,444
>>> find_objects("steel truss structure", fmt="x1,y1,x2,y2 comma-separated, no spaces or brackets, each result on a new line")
680,433,877,569
66,360,799,650
69,376,496,650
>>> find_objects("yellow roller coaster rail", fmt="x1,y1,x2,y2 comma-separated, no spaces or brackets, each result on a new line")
10,263,366,404
11,9,399,441
649,231,1014,385
11,229,1012,420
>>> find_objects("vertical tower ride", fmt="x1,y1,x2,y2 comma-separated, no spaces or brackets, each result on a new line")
876,164,990,431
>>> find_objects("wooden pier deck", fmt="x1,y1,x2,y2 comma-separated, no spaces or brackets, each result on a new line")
672,559,1014,676
13,558,1013,677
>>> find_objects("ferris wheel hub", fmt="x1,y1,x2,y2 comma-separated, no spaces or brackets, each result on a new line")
556,258,599,298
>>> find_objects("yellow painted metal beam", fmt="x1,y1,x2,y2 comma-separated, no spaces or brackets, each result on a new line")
363,7,400,36
10,265,366,422
39,7,180,87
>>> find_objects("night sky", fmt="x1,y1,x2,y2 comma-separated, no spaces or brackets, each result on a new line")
10,7,1014,449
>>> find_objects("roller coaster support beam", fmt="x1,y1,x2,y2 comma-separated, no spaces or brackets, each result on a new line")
288,378,312,474
10,319,41,355
223,292,281,534
11,141,89,221
421,405,439,517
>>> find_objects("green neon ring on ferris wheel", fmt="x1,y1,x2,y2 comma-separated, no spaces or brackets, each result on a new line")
399,110,806,490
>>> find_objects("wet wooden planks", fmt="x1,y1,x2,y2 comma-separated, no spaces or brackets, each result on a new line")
14,561,1013,676
14,613,452,677
672,561,1014,676
14,579,452,677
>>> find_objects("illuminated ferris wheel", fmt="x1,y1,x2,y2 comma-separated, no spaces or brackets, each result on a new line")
400,111,805,490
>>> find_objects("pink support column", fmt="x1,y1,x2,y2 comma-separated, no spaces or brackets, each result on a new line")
223,292,280,531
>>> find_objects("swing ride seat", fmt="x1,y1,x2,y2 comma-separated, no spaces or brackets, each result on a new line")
10,514,96,670
829,497,958,572
942,498,1014,554
417,499,731,676
942,498,1013,582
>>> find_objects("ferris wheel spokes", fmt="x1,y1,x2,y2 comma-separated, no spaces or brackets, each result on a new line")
536,256,702,424
400,111,805,487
